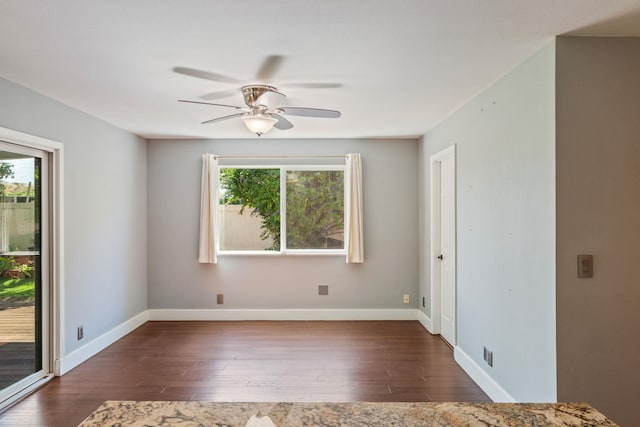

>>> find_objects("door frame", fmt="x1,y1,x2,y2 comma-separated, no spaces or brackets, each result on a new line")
0,126,64,407
429,144,456,344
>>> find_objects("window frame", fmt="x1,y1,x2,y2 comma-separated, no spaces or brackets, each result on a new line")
217,164,346,256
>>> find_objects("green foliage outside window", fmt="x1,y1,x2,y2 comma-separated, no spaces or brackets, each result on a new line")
219,167,344,251
0,162,15,199
286,171,344,249
219,168,281,250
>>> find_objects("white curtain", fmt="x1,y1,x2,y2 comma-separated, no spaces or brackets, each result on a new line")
198,154,218,264
345,153,364,263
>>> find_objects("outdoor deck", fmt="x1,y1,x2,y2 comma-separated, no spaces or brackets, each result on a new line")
0,305,35,389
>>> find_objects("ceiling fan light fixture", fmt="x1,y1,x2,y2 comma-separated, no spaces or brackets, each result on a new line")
242,114,278,136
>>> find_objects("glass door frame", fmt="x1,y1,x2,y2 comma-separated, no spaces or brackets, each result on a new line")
0,127,63,409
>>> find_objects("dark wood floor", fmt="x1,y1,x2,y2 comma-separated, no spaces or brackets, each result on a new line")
0,321,489,426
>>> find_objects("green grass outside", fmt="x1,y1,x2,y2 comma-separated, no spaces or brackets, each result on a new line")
0,278,35,300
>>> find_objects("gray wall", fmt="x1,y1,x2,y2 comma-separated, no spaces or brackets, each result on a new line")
556,37,640,427
0,77,147,354
419,42,556,401
147,138,418,310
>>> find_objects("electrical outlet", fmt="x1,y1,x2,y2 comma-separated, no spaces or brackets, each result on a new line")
483,346,493,367
217,294,224,304
318,285,329,296
77,326,84,340
403,294,410,304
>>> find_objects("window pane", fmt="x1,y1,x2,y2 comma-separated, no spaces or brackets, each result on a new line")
286,170,344,249
218,168,280,251
0,155,42,392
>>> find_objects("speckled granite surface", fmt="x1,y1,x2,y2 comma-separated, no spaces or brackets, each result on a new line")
78,401,618,427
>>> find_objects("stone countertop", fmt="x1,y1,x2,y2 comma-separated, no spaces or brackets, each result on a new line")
78,401,617,427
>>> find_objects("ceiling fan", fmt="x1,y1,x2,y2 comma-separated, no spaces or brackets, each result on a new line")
178,85,340,136
175,55,341,136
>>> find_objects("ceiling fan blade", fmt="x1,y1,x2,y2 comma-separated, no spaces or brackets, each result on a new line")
173,67,242,84
201,113,246,125
200,89,241,101
178,99,246,110
277,107,341,118
255,55,284,81
272,114,294,130
281,82,342,89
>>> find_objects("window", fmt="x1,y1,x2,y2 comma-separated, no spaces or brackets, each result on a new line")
217,166,344,254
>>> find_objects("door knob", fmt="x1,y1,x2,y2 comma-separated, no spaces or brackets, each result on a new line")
437,254,443,260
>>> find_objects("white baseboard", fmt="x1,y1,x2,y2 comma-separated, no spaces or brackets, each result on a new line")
416,310,434,334
57,311,149,375
148,308,419,321
454,346,515,403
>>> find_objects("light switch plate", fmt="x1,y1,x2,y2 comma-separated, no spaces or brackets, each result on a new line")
577,255,593,278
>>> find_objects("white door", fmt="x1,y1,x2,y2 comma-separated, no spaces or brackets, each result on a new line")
430,145,456,347
439,154,456,346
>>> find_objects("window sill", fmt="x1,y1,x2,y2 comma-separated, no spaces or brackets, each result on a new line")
218,250,345,257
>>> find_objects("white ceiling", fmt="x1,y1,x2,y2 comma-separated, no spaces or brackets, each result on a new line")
1,0,639,139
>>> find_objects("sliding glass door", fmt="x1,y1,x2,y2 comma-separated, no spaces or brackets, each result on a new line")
0,141,49,403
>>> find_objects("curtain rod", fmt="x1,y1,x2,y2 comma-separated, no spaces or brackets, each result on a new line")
214,155,347,160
